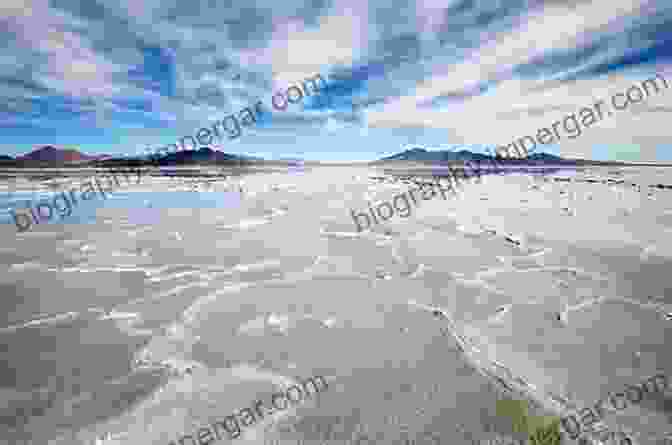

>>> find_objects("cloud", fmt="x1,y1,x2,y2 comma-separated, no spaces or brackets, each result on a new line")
0,0,671,161
1,0,129,99
371,0,648,113
361,0,672,160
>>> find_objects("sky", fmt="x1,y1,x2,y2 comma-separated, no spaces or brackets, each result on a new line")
0,0,671,162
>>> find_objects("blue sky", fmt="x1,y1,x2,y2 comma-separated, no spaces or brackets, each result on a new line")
1,0,671,162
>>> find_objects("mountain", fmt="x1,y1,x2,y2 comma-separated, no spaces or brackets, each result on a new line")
379,147,494,163
526,152,566,163
377,147,577,164
17,146,100,163
380,147,430,161
151,147,255,165
6,145,255,167
94,147,257,167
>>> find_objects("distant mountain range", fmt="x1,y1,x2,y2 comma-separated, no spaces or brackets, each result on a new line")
0,146,112,165
138,147,260,166
0,145,653,167
374,147,629,165
16,145,106,162
379,147,492,162
0,146,263,167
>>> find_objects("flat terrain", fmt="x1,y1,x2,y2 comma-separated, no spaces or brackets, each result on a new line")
0,166,670,445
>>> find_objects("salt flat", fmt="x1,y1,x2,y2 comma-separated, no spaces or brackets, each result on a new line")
0,166,670,445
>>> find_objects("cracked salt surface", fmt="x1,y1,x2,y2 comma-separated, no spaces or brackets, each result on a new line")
1,166,672,445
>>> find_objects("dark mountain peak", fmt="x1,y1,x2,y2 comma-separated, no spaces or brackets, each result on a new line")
26,145,58,158
150,147,250,165
377,146,573,164
381,147,430,161
527,152,564,161
95,147,262,167
18,146,95,162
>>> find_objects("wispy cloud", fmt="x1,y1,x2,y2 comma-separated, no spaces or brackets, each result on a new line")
0,0,671,161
